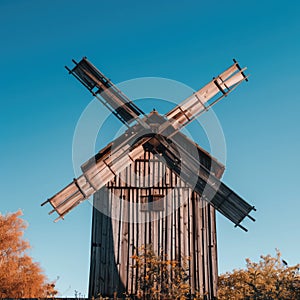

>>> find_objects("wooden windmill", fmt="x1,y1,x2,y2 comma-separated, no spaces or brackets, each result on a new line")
42,58,255,299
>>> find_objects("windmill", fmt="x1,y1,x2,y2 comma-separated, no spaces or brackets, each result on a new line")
42,57,255,299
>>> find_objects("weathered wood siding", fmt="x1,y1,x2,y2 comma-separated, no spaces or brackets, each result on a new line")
89,151,219,299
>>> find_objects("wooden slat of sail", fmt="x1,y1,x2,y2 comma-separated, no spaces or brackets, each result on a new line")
154,136,255,230
66,57,145,126
43,143,145,221
46,175,91,218
164,61,247,132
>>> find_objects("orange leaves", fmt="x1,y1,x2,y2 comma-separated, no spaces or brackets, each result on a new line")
0,210,57,298
218,249,300,300
0,210,29,260
130,244,192,299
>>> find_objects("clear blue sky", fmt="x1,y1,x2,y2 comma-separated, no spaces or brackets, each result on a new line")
1,0,299,296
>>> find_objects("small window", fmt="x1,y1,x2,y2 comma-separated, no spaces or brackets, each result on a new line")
140,194,164,212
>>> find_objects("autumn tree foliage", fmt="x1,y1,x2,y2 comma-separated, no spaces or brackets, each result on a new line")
0,210,57,298
218,249,300,300
131,245,193,300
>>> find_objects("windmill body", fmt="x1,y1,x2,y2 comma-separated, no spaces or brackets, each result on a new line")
42,58,255,299
89,112,223,298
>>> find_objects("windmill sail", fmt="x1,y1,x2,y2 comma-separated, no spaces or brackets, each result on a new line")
66,57,145,126
42,143,145,222
164,60,248,133
153,135,255,231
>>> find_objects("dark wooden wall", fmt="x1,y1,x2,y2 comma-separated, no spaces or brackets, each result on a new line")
89,151,218,299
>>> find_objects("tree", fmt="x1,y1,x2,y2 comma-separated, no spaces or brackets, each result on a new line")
218,249,300,300
0,210,57,298
131,244,192,300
